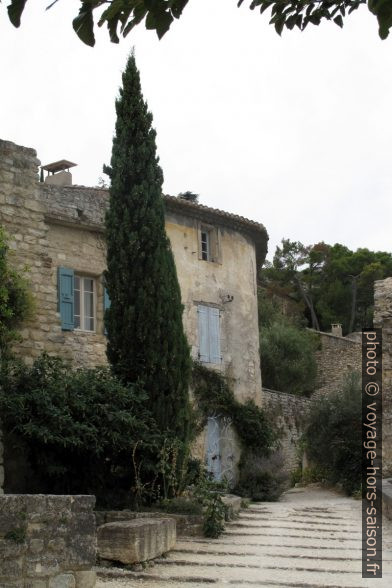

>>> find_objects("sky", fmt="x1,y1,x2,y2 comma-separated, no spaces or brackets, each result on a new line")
1,0,392,260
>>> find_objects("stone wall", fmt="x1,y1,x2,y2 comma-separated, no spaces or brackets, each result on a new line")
0,430,3,495
0,494,96,588
373,278,392,476
314,331,361,397
261,388,311,473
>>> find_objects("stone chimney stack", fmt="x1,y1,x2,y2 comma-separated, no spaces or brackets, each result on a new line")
41,160,76,187
331,323,343,337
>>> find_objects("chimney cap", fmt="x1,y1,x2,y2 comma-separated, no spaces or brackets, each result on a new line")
41,159,77,173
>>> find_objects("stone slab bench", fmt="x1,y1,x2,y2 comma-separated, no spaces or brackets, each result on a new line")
97,518,176,564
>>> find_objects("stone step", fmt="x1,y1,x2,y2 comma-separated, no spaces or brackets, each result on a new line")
98,562,392,588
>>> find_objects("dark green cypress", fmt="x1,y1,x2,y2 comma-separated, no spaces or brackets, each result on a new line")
104,53,191,444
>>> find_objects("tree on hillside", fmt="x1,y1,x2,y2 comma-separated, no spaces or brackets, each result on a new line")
6,1,392,47
104,52,192,445
258,287,318,395
261,239,392,334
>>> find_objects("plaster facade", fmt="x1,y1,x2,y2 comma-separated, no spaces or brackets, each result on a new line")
0,138,268,488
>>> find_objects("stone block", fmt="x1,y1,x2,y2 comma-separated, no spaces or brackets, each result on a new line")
48,575,75,588
74,571,96,588
97,518,176,564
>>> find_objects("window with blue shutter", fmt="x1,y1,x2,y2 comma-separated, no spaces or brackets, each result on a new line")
197,305,221,364
58,267,74,331
103,287,111,335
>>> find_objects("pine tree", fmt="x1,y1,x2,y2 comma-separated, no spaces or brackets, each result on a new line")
104,53,191,444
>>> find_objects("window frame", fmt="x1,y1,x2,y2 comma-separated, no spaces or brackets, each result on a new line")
198,222,221,264
74,274,96,333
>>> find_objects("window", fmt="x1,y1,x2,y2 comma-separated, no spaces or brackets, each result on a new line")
58,267,101,332
198,224,221,263
198,304,221,364
201,229,210,261
74,276,95,331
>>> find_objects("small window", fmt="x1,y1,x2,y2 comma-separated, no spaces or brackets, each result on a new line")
199,224,220,263
74,276,96,331
201,230,210,261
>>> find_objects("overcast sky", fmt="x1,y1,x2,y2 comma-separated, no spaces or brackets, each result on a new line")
1,0,392,259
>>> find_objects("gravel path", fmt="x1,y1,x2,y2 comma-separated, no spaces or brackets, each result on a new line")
97,485,392,587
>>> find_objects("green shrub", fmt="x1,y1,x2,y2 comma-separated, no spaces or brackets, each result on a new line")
192,362,277,454
0,353,159,507
234,451,288,502
0,227,32,359
260,321,318,396
304,372,361,495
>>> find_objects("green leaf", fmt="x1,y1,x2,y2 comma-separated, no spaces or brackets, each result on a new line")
7,0,28,28
334,15,344,28
72,3,95,47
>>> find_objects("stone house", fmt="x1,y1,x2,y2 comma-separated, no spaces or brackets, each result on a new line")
0,139,268,489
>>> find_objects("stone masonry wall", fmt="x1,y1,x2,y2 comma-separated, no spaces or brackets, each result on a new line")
261,388,311,473
314,331,361,397
373,278,392,476
0,494,96,588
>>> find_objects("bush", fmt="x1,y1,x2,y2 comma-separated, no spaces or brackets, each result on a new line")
192,362,277,454
0,227,32,358
304,372,361,495
234,451,288,502
260,321,318,396
0,354,159,507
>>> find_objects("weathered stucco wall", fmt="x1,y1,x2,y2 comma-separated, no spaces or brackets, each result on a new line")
0,494,96,588
261,388,311,473
373,278,392,476
314,331,361,397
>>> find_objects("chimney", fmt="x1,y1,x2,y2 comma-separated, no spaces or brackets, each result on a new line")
41,160,77,187
331,323,342,337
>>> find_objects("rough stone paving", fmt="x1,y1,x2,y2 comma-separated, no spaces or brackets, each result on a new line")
97,486,392,588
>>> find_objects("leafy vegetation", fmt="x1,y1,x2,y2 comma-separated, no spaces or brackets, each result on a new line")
0,354,160,506
304,372,362,495
0,227,32,359
192,361,276,453
258,288,318,395
6,1,391,46
104,53,192,457
261,239,392,335
234,450,288,501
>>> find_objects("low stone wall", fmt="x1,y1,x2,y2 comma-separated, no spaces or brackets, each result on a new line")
96,510,203,538
261,388,311,473
374,278,392,476
0,494,96,588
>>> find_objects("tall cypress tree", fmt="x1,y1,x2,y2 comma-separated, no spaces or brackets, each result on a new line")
104,53,191,444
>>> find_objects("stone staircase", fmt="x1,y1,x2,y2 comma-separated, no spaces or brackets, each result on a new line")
97,487,392,588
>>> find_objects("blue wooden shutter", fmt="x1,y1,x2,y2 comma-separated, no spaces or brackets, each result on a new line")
58,267,74,331
104,287,111,335
198,305,209,362
208,307,221,364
